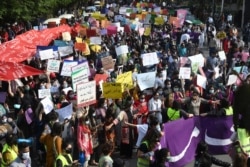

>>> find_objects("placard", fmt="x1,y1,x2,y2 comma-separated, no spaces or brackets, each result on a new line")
227,74,237,86
38,89,51,99
62,32,71,41
179,67,191,79
41,96,54,114
196,74,207,89
218,51,226,61
55,103,73,121
47,59,61,73
116,71,133,91
188,54,205,67
72,62,90,76
137,72,156,90
77,81,96,107
39,49,54,60
90,36,102,45
71,68,89,91
61,60,78,76
103,83,123,99
58,46,74,57
141,52,159,66
115,45,129,56
101,56,114,70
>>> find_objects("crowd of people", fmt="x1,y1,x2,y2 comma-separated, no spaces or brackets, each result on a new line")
0,1,250,167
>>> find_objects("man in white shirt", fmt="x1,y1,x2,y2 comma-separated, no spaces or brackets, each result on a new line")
148,92,163,124
180,30,190,44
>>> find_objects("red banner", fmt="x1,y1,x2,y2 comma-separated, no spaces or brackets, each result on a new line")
0,62,43,81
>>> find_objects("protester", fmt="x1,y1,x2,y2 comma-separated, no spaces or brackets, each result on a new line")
10,142,31,167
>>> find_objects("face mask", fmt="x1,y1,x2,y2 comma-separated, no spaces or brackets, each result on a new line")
218,83,223,86
173,88,179,92
92,113,96,117
158,90,163,94
167,85,171,88
233,86,237,91
69,94,75,99
65,148,72,154
2,118,7,123
21,152,30,160
85,120,90,125
40,85,45,89
209,89,214,94
25,87,30,91
140,99,145,103
63,84,68,88
166,156,171,162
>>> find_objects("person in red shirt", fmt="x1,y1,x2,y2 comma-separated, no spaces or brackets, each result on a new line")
133,94,148,125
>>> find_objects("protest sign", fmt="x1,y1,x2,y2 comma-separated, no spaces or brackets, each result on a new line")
0,92,7,103
41,96,54,114
86,29,97,38
90,36,102,45
196,74,207,89
218,51,226,61
62,87,73,95
38,89,51,99
47,59,61,73
115,45,129,56
107,26,117,35
188,54,205,67
74,43,86,52
75,37,82,43
116,71,134,91
39,49,54,60
137,72,156,90
62,32,71,41
179,67,191,79
141,52,159,66
72,61,90,75
180,57,189,67
101,56,114,70
58,46,74,57
103,83,123,99
55,103,73,122
71,68,89,91
77,81,96,107
60,60,78,76
94,74,108,85
233,66,243,74
227,74,237,86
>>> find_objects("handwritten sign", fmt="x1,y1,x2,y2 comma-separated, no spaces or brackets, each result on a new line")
188,54,205,67
101,56,114,70
41,96,54,114
103,83,123,99
55,103,73,122
72,61,90,75
47,59,61,73
39,49,54,60
61,60,78,76
115,45,129,56
141,52,159,66
71,69,89,91
197,74,207,89
77,81,96,107
90,36,102,45
58,46,74,57
116,71,134,91
227,74,237,86
137,72,156,90
179,67,191,79
62,32,71,41
38,89,51,99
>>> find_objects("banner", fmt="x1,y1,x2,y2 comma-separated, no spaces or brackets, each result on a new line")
77,81,96,107
47,59,61,73
137,72,156,90
60,60,78,76
141,52,159,66
55,103,73,122
0,62,43,81
160,116,234,167
115,45,129,56
103,83,123,99
176,9,188,26
101,56,114,70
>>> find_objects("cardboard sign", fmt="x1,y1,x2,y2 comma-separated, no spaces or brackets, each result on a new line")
94,74,108,85
179,67,191,79
227,74,237,86
136,72,156,90
90,36,102,45
196,74,207,89
61,60,78,76
74,43,86,52
39,49,54,60
116,71,133,91
218,51,226,61
188,54,205,67
38,89,51,99
115,45,129,56
101,56,114,70
103,83,123,99
47,59,61,73
62,32,71,41
55,103,73,121
58,46,74,57
41,96,54,114
77,81,96,107
141,52,159,66
71,68,89,91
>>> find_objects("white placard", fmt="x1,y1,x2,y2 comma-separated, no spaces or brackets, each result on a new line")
137,72,156,90
90,36,102,45
62,87,73,95
55,103,73,122
71,69,89,91
111,22,121,28
47,59,61,73
58,46,74,57
62,32,71,41
179,67,191,79
72,62,90,76
227,74,237,86
188,54,205,67
115,45,129,56
196,74,207,89
39,49,54,60
38,89,51,99
77,81,96,107
41,96,54,114
61,61,78,76
141,52,159,66
218,51,226,60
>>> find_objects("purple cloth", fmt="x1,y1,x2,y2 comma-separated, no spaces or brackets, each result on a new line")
0,92,7,103
160,116,233,167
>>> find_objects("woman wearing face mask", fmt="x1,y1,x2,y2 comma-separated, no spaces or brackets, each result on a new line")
9,142,31,167
133,94,149,125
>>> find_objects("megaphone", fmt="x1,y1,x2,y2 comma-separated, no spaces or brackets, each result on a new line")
17,137,34,145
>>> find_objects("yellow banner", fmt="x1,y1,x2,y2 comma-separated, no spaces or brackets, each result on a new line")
103,83,123,99
116,71,134,91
